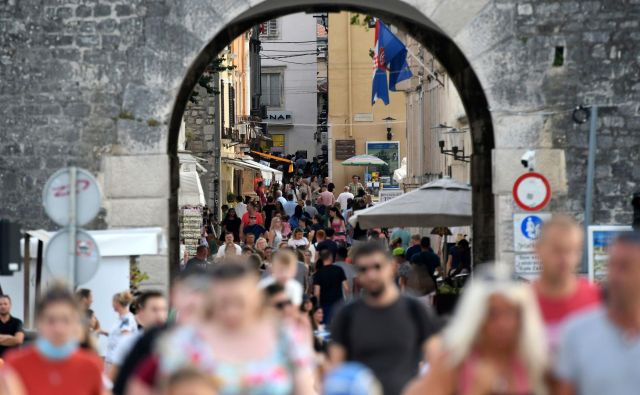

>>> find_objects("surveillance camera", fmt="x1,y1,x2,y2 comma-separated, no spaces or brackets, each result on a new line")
521,150,536,171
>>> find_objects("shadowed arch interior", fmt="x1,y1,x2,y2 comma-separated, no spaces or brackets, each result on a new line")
167,1,495,276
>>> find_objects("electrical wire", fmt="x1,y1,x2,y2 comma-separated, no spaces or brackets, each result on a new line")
262,49,320,53
489,102,626,116
260,53,318,59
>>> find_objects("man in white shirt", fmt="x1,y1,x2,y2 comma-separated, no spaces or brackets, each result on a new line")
276,190,287,207
283,193,298,217
258,250,303,306
336,186,354,210
216,232,242,258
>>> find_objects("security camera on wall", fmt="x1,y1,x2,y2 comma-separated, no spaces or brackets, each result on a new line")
521,150,536,171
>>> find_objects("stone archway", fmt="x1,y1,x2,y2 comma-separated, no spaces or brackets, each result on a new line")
166,0,497,278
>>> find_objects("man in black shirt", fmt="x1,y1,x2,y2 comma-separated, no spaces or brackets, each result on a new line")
405,234,422,261
313,249,348,324
0,295,24,357
410,236,442,280
184,245,209,271
330,242,439,395
316,228,338,259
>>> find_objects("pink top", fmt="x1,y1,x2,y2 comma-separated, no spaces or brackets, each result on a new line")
459,353,531,395
331,218,346,241
319,191,335,206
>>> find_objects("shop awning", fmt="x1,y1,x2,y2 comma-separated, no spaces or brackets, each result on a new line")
179,153,206,206
222,158,283,184
250,150,294,173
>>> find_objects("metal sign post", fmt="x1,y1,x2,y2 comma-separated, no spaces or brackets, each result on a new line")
68,166,77,288
43,167,101,289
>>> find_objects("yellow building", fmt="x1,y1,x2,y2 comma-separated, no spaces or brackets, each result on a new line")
328,12,407,192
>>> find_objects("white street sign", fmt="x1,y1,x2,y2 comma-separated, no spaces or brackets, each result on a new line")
513,213,551,252
378,189,403,202
42,168,102,227
515,253,541,275
45,229,100,286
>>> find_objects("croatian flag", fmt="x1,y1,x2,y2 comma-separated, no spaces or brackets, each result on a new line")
371,19,413,105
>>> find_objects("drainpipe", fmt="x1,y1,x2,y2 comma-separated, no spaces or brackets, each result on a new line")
418,76,424,184
346,13,353,138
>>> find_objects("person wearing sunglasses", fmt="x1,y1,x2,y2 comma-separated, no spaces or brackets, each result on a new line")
264,283,296,320
329,241,439,395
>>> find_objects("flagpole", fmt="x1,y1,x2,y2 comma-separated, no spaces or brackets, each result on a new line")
408,51,444,87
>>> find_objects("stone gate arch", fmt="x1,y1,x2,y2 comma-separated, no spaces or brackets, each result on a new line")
165,0,498,280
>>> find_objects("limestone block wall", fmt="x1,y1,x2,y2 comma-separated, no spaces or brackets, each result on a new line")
1,0,639,289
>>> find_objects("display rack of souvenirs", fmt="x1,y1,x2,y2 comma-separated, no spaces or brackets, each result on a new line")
180,206,203,258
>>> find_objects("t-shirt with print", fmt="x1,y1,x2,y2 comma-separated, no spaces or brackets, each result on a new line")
330,296,438,395
534,278,601,350
313,265,346,306
157,323,314,395
5,347,103,395
0,315,23,356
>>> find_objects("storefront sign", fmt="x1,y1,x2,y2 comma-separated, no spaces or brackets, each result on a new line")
335,140,356,160
264,111,293,124
378,189,403,202
365,141,400,190
353,113,373,122
588,225,632,283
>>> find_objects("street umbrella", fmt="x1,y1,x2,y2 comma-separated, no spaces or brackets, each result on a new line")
430,227,452,236
341,154,388,166
348,178,472,228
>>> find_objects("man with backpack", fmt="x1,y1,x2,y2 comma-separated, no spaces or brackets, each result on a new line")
329,242,439,395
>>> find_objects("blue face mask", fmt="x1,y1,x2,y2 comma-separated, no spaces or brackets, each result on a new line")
35,338,78,361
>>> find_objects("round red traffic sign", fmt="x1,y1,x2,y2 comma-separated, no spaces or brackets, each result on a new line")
512,172,551,211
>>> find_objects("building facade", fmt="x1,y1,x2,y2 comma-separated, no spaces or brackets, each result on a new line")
399,33,471,188
260,13,319,158
327,12,408,193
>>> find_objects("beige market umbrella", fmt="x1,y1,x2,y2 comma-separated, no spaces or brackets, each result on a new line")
341,154,388,166
349,178,472,228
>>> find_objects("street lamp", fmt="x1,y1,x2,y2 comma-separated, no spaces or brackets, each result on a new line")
434,123,471,163
383,116,396,141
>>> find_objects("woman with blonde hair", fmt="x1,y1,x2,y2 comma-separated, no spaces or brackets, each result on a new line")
267,216,284,249
404,264,548,395
105,290,138,370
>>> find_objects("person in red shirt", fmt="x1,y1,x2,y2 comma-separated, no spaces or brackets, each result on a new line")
4,284,104,395
241,202,264,227
533,215,601,350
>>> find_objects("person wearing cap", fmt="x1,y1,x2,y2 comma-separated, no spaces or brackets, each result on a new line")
554,231,640,395
392,247,411,292
323,362,382,395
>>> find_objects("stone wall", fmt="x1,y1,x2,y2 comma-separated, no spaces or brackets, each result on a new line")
1,0,639,288
183,85,215,154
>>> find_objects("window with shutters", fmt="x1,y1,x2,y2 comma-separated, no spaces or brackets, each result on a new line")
260,70,283,108
259,19,280,40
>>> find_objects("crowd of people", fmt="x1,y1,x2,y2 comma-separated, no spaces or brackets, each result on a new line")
1,170,640,395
